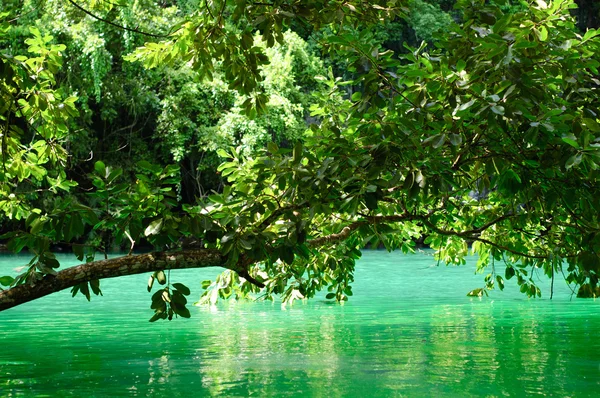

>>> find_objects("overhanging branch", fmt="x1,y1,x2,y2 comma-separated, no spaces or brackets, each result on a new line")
0,249,226,311
0,210,561,312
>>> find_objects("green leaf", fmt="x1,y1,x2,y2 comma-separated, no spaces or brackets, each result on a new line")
423,134,445,148
561,135,579,149
457,99,475,112
172,282,190,295
0,276,14,286
534,26,548,41
583,29,600,42
73,244,85,261
325,293,336,299
80,282,91,301
90,279,102,296
496,275,504,291
238,238,253,250
149,311,166,322
216,148,230,158
94,161,106,177
69,213,84,240
449,134,462,146
30,217,45,235
145,218,163,236
365,192,378,210
432,134,446,149
502,45,513,65
156,270,166,285
403,172,414,190
173,304,191,318
565,153,582,170
208,194,225,204
267,142,279,154
107,167,123,183
582,118,600,133
137,160,162,175
491,105,505,115
293,141,303,164
467,288,484,297
281,248,295,265
148,275,155,292
278,176,286,190
505,267,515,280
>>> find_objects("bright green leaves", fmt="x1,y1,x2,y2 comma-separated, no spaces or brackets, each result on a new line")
126,17,271,113
4,0,600,318
0,276,14,290
86,159,181,253
199,270,252,305
0,22,81,269
561,134,579,149
1,25,78,221
533,25,549,42
94,161,107,177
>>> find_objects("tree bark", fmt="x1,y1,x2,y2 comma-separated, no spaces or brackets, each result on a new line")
0,249,226,312
0,219,372,312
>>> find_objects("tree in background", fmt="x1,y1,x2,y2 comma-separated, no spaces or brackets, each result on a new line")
2,0,600,321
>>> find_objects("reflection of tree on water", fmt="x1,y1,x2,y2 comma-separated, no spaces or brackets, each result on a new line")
139,300,600,396
192,303,349,396
2,255,599,396
419,303,584,397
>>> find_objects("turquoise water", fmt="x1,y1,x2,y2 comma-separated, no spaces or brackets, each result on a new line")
1,251,599,397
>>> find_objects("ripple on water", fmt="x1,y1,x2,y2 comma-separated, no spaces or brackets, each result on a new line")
1,252,600,397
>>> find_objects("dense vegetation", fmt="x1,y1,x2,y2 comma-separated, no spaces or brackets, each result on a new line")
2,0,600,320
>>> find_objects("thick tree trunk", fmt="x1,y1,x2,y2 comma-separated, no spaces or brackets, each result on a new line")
0,249,226,312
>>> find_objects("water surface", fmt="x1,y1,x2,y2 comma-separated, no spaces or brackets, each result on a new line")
1,251,599,396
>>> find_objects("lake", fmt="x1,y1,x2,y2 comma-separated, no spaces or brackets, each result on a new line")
1,250,599,396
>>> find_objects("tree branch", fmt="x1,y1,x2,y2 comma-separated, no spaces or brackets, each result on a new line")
306,213,418,247
307,223,365,247
0,249,226,311
66,0,171,38
0,209,565,312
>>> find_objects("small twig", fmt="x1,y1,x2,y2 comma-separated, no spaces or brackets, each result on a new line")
124,230,135,255
66,0,171,38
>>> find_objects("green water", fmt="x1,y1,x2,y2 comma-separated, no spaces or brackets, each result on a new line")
1,251,599,397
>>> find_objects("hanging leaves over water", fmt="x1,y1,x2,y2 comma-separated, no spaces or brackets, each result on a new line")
2,0,600,319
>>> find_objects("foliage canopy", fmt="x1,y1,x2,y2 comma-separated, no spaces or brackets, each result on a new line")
2,0,600,320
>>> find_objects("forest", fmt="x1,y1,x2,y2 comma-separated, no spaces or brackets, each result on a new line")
2,0,600,321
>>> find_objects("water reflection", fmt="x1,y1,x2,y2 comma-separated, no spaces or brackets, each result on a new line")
116,300,600,397
1,252,600,396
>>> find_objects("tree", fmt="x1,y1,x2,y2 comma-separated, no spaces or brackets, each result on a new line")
2,0,600,321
